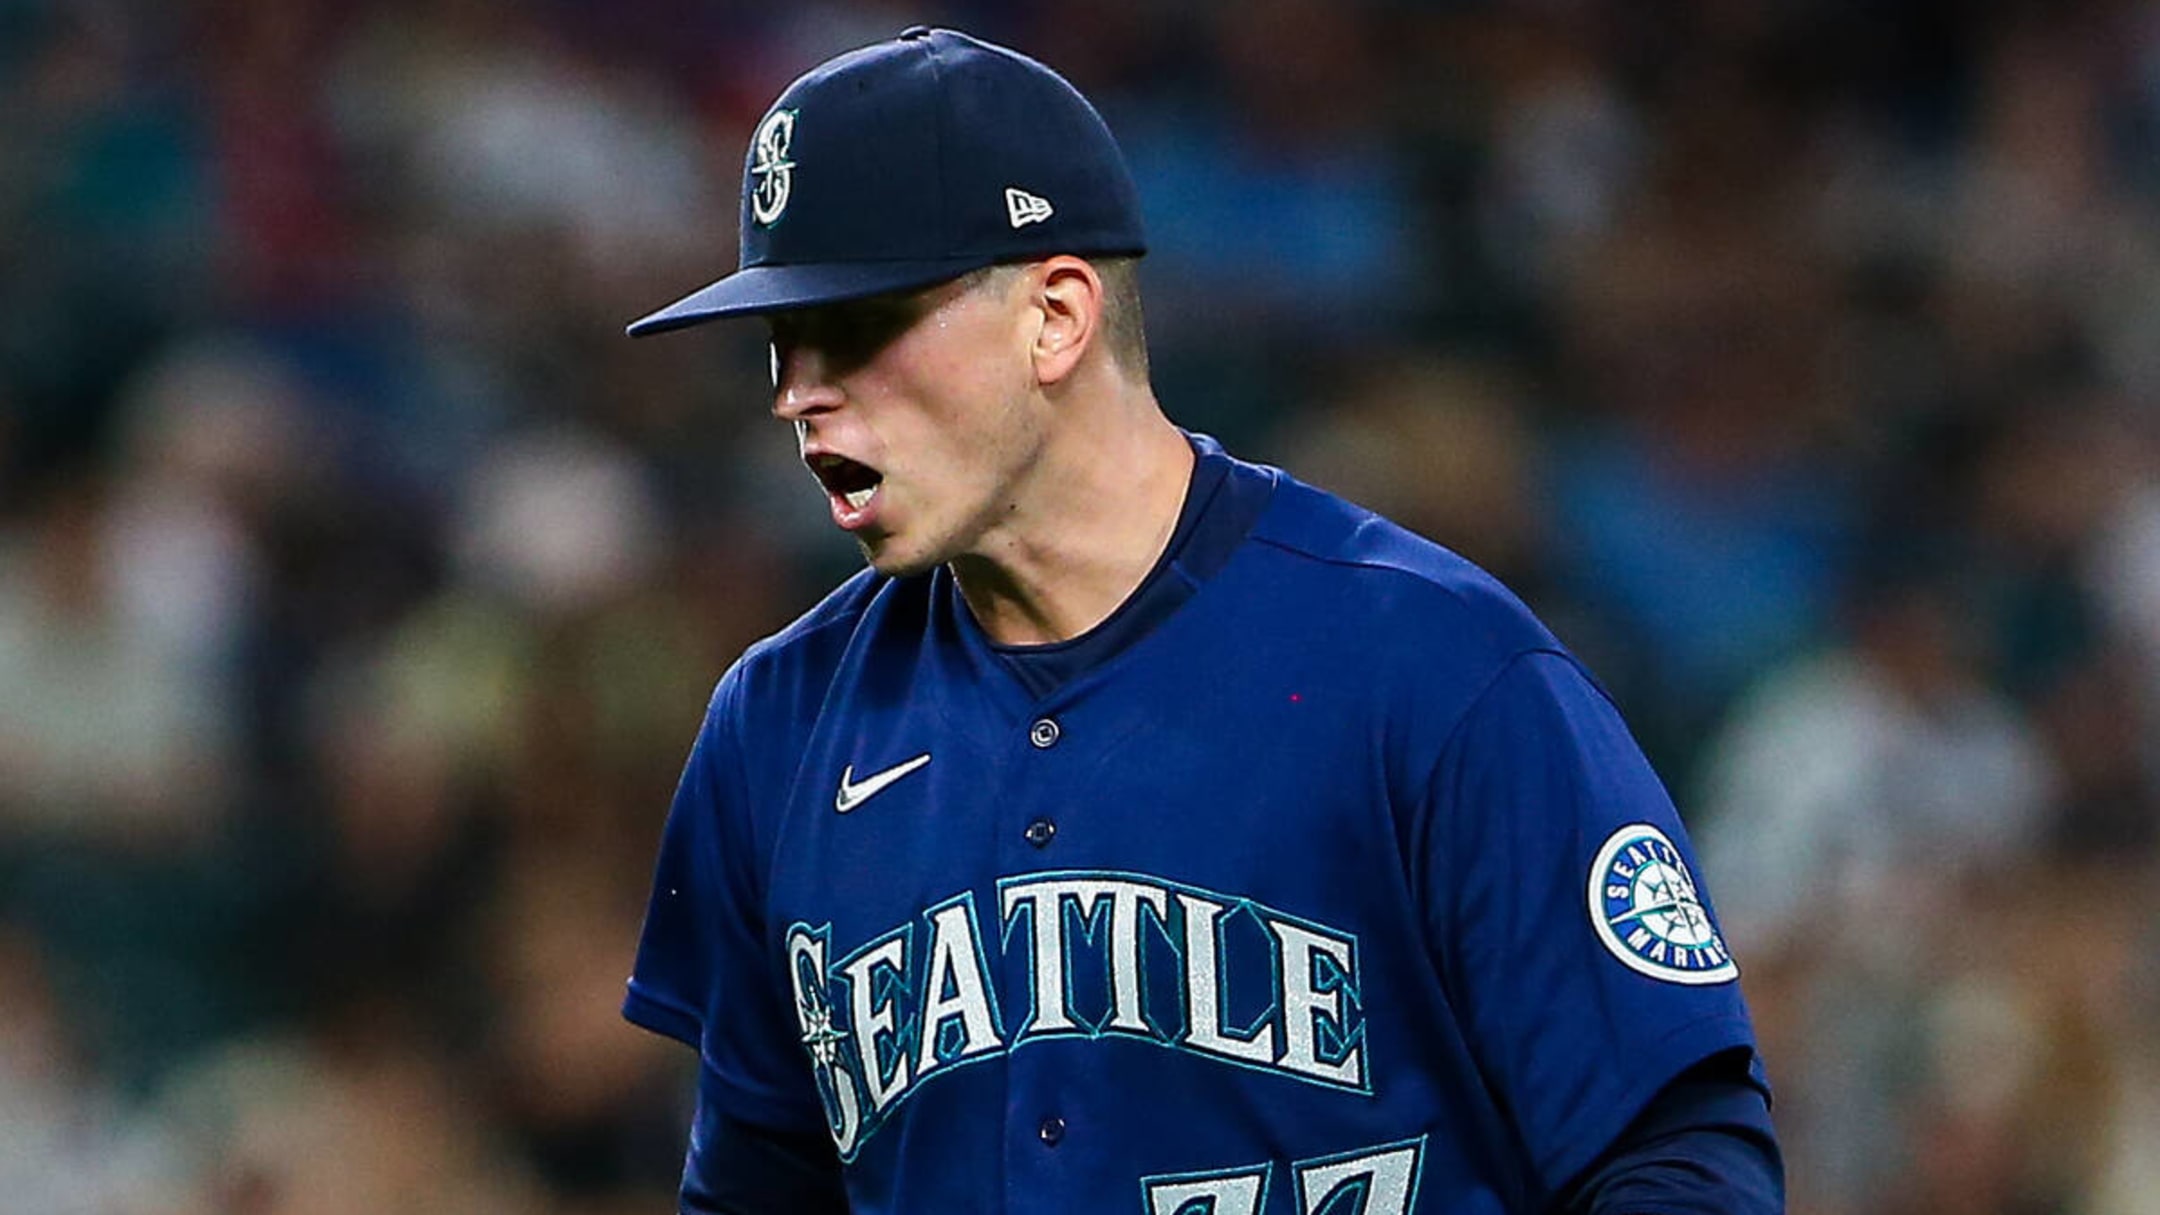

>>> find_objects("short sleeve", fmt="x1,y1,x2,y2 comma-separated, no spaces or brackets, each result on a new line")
625,670,826,1131
1425,650,1761,1197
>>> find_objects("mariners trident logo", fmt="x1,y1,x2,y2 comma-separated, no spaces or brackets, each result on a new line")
1588,824,1737,984
749,108,798,226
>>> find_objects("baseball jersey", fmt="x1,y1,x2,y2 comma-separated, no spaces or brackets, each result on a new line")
626,434,1762,1215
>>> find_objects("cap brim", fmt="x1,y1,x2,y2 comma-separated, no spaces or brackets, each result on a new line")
625,257,996,337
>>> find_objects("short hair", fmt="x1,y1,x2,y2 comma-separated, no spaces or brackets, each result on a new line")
967,256,1149,382
1095,257,1149,382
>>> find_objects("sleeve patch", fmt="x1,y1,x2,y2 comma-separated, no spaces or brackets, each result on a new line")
1587,824,1740,985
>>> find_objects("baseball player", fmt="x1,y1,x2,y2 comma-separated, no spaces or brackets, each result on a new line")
622,27,1782,1215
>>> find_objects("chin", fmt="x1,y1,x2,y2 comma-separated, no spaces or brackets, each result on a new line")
860,537,944,579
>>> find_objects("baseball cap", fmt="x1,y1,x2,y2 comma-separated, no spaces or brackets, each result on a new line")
626,27,1147,337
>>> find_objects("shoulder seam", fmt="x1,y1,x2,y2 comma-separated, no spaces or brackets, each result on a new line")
1419,645,1588,1034
1430,646,1578,767
738,606,867,668
1244,529,1501,599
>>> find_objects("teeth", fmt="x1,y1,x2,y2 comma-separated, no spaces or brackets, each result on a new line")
843,486,876,510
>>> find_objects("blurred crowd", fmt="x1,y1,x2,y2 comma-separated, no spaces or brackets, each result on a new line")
3,0,2159,1211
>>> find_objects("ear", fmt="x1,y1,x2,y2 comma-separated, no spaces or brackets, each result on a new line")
1029,256,1104,387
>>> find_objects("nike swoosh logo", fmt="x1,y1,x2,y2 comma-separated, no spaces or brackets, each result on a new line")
835,753,931,813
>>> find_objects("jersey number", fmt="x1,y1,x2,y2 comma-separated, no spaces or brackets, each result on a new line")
1142,1137,1426,1215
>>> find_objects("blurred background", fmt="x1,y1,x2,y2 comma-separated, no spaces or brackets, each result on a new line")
2,0,2158,1211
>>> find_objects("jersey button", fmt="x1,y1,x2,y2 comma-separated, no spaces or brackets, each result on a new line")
1024,818,1056,848
1029,718,1061,749
1038,1116,1065,1147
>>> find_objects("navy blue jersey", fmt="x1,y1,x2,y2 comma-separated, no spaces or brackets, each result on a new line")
627,439,1761,1215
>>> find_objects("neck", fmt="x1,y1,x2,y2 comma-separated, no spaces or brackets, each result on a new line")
949,388,1193,646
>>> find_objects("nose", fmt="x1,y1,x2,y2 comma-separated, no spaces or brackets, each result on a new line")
770,341,845,420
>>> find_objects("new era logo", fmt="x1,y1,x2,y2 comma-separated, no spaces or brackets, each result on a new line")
1005,187,1054,228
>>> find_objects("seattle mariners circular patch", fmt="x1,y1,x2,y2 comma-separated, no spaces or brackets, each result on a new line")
1587,824,1738,985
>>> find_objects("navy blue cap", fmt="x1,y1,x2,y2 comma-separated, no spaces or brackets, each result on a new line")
627,27,1147,337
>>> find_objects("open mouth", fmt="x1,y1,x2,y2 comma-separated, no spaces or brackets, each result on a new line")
808,453,884,515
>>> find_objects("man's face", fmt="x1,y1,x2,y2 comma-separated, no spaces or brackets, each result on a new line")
769,268,1044,576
